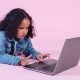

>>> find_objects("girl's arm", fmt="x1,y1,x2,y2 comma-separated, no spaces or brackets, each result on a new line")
0,31,21,65
24,38,40,59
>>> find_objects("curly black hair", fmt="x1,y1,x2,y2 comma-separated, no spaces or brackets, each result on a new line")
0,8,35,39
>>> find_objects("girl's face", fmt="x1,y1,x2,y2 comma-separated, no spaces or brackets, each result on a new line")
16,18,30,39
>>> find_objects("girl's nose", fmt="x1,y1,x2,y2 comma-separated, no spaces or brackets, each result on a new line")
23,30,27,34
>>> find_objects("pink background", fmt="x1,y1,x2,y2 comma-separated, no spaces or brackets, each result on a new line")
0,0,80,54
0,0,80,79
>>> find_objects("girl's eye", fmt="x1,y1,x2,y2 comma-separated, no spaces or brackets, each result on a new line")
19,28,24,29
19,27,29,30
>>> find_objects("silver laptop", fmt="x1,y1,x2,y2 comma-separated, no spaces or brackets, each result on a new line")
24,37,80,76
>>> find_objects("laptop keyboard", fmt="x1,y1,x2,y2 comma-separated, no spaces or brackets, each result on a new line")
25,61,48,69
40,63,56,72
25,59,57,72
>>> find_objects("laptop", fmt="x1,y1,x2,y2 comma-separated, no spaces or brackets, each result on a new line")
24,37,80,76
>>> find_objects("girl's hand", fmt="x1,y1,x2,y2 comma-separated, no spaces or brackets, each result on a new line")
17,53,25,59
36,53,50,62
19,55,36,66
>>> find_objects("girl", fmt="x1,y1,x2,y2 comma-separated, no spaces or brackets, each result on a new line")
0,8,49,66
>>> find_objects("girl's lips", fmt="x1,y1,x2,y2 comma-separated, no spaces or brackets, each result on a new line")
20,35,26,38
18,35,26,39
21,35,26,37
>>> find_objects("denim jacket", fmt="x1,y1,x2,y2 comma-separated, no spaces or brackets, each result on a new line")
0,31,39,65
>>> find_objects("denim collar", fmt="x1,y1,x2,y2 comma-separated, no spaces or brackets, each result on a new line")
6,36,26,43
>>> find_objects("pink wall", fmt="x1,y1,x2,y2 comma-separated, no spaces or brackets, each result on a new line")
0,0,80,54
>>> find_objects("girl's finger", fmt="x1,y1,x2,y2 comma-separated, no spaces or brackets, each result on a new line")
38,55,44,61
43,54,50,58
